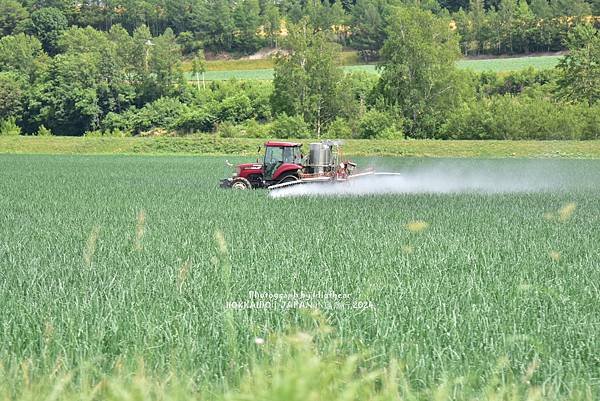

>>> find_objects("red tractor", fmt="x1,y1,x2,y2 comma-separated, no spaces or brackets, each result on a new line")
220,140,360,190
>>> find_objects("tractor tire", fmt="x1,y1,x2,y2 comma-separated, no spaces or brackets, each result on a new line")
231,177,251,190
278,174,299,185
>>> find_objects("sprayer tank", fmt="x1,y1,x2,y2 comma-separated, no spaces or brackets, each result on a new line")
308,143,332,173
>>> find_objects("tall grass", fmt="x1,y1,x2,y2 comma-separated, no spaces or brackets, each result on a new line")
0,155,599,399
1,328,596,401
3,136,600,158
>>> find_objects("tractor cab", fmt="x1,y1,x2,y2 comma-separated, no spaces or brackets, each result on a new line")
220,141,303,189
263,141,303,181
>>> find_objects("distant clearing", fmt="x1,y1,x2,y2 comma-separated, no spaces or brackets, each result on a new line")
186,55,562,81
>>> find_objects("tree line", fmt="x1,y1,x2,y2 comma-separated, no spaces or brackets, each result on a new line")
1,5,599,139
0,0,599,58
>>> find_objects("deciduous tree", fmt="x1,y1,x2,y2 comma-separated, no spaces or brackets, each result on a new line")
376,6,473,136
271,19,344,137
557,24,600,105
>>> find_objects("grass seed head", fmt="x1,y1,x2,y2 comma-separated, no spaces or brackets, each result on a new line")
83,225,101,267
406,220,429,233
558,202,576,221
134,209,146,251
401,244,414,254
548,250,561,262
178,259,192,291
214,230,228,255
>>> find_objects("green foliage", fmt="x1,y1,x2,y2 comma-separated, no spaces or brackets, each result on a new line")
100,98,189,136
236,119,272,138
0,0,28,37
232,0,263,53
357,109,403,139
475,68,558,97
28,7,67,55
36,125,52,136
0,116,20,136
377,6,472,137
0,33,46,81
172,109,217,134
441,95,600,139
350,0,393,59
271,18,344,136
269,113,310,138
216,121,239,138
0,71,25,121
326,117,353,139
100,111,135,134
217,94,253,123
129,97,189,134
453,0,593,55
177,32,203,56
556,24,600,105
25,52,103,135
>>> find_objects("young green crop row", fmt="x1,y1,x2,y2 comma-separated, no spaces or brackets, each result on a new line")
0,155,598,400
185,55,561,81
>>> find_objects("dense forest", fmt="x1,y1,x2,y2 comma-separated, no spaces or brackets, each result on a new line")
0,0,599,139
1,0,600,56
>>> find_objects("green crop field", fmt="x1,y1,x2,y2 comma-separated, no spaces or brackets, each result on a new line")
187,55,562,81
1,154,599,400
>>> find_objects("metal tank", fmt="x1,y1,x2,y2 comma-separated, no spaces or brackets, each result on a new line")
308,142,332,173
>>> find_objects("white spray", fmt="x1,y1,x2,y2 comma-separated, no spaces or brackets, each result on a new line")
269,161,574,198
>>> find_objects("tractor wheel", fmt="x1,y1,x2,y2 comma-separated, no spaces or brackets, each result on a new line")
278,175,299,185
231,177,251,190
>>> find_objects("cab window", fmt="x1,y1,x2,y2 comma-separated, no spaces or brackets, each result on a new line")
283,147,301,164
264,146,284,164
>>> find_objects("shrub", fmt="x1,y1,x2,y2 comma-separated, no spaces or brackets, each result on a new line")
237,120,271,138
477,68,559,97
357,109,403,139
173,109,217,134
0,117,20,136
440,95,596,140
581,104,600,140
131,97,188,134
217,94,253,124
325,117,352,139
216,121,239,138
270,114,310,139
101,111,135,133
36,125,52,136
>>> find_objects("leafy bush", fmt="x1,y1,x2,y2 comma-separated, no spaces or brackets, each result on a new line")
36,125,52,136
270,114,310,139
270,113,311,139
0,117,20,136
216,121,238,138
477,68,559,97
237,119,271,138
440,95,599,140
173,108,217,134
217,94,253,123
325,117,352,139
581,105,600,140
132,97,188,134
357,109,403,139
100,111,134,133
